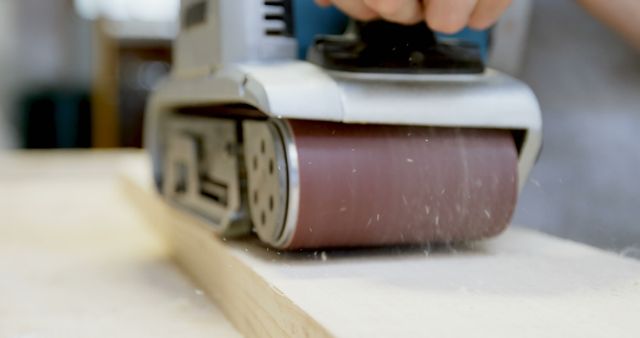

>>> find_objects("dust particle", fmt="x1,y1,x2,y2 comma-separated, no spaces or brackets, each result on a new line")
531,178,541,187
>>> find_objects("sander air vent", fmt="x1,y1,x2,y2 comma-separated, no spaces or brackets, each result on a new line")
263,0,294,37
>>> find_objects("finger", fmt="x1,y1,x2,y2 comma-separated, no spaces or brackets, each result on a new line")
315,0,333,7
329,0,379,21
424,0,478,34
468,0,512,30
362,0,424,24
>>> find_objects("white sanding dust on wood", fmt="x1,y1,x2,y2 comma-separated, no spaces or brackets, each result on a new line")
121,157,640,338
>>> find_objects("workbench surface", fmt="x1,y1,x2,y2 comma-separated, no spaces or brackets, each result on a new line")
0,151,241,338
2,151,640,338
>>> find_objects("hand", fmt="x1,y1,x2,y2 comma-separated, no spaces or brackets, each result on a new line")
314,0,512,34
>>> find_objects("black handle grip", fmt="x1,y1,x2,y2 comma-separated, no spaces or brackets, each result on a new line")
308,20,484,74
357,20,438,49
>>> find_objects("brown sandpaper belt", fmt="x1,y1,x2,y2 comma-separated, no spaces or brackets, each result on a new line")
284,120,518,249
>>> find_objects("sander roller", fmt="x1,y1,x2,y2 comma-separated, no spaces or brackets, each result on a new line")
146,0,542,249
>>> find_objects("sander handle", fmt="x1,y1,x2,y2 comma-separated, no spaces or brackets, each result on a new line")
307,20,485,74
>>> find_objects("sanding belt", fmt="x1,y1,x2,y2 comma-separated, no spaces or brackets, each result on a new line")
250,120,518,250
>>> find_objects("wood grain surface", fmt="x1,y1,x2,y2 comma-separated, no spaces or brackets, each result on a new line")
121,152,640,338
0,151,241,338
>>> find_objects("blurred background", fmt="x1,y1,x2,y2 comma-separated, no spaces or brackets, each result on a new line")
0,0,637,257
0,0,177,149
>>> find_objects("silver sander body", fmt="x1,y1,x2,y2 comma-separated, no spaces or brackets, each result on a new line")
145,0,542,249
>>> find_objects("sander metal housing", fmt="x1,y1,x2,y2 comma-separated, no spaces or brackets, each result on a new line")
146,0,542,249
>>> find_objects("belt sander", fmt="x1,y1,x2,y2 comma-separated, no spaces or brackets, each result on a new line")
146,0,542,249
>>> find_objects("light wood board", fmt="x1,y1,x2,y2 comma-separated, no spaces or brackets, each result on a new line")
121,156,640,338
0,151,241,338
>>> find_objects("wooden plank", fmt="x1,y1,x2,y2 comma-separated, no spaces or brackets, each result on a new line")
91,20,174,148
92,20,120,148
121,157,640,338
0,151,241,338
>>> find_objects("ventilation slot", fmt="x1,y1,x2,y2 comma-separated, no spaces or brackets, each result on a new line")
263,0,294,37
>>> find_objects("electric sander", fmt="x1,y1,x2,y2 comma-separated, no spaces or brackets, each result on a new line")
146,0,542,249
